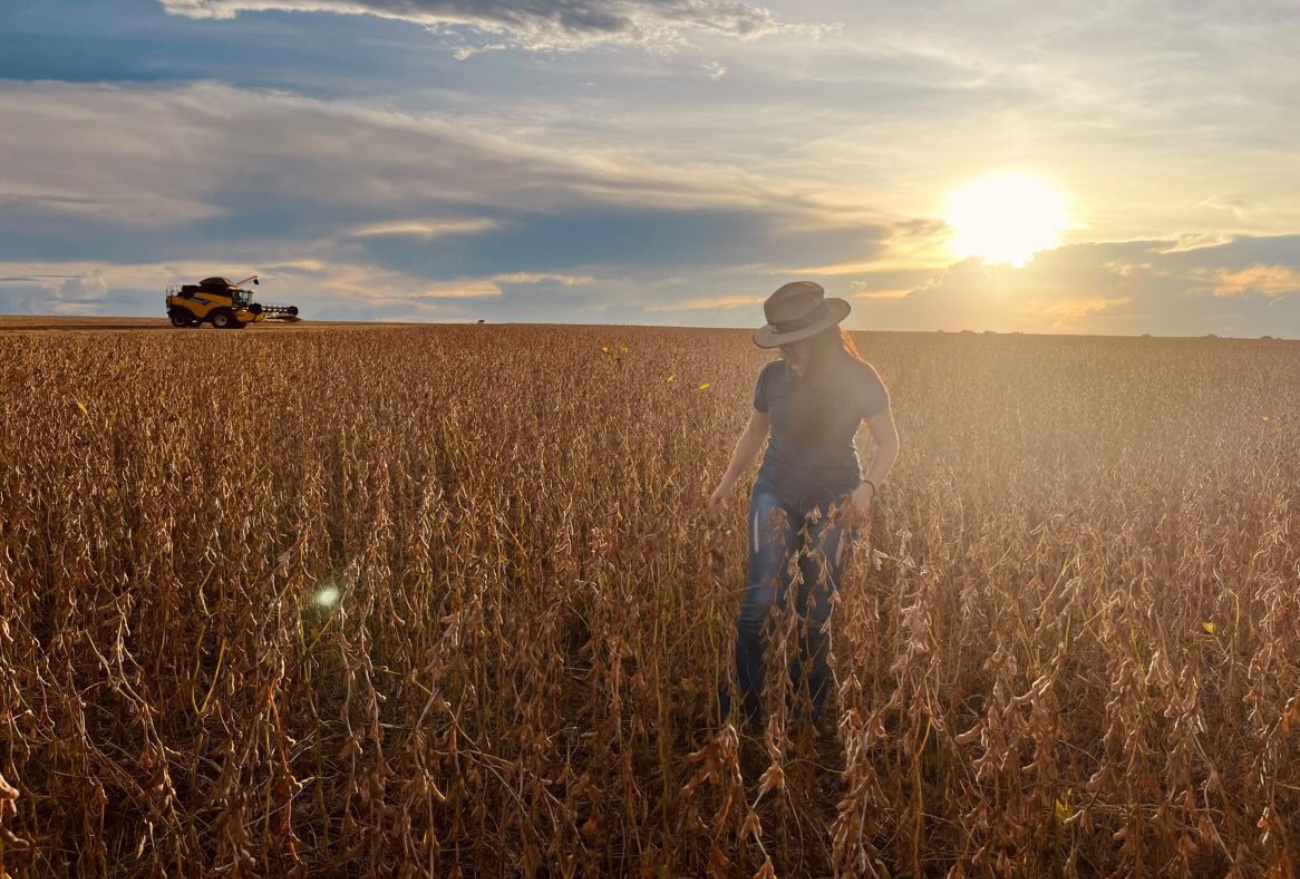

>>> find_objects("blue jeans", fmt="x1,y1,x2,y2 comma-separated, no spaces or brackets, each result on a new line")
721,481,859,728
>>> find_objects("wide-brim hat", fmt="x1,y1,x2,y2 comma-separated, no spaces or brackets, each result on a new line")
752,281,851,348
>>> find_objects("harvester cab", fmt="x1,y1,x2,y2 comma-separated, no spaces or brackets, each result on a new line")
165,275,301,329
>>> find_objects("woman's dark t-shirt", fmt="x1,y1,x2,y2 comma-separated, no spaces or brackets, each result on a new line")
752,356,890,511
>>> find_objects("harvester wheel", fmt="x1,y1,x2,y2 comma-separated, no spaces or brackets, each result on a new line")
168,308,193,328
211,309,235,330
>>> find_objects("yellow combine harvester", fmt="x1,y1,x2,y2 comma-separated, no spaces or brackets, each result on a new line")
165,275,301,329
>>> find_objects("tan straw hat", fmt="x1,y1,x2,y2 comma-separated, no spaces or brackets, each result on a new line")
752,281,851,348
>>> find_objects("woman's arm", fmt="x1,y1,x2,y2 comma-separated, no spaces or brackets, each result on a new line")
861,406,900,491
849,406,900,523
708,408,770,513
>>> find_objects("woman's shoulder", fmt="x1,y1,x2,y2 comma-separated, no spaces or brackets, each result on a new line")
846,358,890,412
845,357,885,385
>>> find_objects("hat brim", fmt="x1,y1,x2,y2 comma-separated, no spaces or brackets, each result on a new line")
752,297,851,348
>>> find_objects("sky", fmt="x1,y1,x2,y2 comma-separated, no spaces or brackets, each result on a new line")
2,0,1299,335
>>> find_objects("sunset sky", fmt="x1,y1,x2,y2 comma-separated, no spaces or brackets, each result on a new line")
3,0,1299,335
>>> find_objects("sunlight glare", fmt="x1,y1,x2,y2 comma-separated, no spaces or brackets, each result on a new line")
945,173,1069,267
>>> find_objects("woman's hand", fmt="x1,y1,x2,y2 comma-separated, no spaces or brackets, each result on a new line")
707,479,736,517
848,481,876,531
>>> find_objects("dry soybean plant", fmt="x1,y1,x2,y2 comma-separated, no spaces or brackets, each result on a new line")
0,325,1297,878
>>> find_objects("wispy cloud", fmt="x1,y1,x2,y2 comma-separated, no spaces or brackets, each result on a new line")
419,280,502,299
1157,233,1236,255
0,81,856,233
415,271,597,299
349,218,501,240
154,0,798,53
1200,265,1300,298
491,273,595,286
851,287,910,301
644,294,765,312
784,255,951,277
1037,296,1132,330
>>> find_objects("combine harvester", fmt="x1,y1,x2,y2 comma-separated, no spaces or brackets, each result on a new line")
165,275,301,329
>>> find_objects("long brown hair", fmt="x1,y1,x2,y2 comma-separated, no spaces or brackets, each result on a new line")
790,325,866,446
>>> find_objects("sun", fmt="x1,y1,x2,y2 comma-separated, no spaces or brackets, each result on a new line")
945,172,1070,267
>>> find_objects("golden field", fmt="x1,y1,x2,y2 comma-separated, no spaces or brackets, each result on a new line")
0,323,1297,878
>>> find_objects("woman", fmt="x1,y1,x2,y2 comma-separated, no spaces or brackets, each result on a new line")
708,281,900,730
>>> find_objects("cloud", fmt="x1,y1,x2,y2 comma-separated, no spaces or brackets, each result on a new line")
58,271,110,300
1199,265,1300,298
0,80,864,241
0,257,606,322
419,280,502,299
1037,296,1132,330
644,293,765,312
0,268,124,316
848,234,1300,336
1157,233,1236,255
490,272,595,286
6,58,1300,334
850,282,910,300
349,218,501,240
415,272,597,298
7,233,1300,335
0,80,899,322
154,0,794,53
